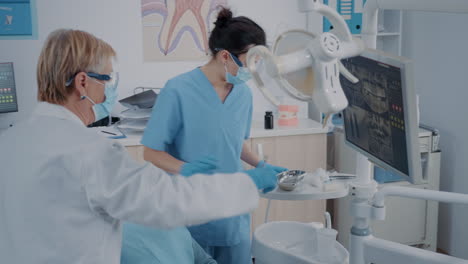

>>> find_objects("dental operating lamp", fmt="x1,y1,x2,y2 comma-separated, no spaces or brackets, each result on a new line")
246,0,364,119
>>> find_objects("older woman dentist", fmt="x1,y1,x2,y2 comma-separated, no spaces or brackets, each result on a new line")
0,29,278,264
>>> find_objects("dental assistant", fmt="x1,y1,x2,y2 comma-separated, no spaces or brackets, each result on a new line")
0,29,277,264
140,8,287,264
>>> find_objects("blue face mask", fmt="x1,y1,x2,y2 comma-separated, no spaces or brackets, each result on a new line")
225,53,252,85
83,72,119,122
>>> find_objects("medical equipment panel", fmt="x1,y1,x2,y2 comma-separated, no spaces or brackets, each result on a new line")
323,0,366,34
340,48,422,183
0,62,18,114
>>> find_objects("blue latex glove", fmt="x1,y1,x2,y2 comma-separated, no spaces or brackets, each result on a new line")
180,156,218,177
256,160,288,173
245,167,284,193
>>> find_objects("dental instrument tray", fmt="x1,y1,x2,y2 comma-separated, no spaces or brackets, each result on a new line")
262,169,350,201
119,89,158,110
277,170,306,191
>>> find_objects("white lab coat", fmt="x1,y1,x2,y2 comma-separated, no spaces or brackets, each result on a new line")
0,102,259,264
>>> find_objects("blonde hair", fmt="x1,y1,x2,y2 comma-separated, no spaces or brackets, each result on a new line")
37,29,116,104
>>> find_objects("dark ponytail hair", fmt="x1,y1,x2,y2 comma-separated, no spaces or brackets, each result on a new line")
209,7,266,57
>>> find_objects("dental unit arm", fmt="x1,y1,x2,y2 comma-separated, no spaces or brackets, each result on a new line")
246,0,364,117
347,185,468,264
348,1,468,263
245,0,468,263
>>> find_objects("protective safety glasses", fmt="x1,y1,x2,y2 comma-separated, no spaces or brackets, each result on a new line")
97,72,118,88
65,71,118,87
215,48,244,67
229,53,244,67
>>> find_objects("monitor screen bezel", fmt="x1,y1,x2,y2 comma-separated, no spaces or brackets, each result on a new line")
342,48,422,183
0,62,19,114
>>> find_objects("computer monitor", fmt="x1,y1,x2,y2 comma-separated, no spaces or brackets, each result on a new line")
0,62,18,114
340,49,422,183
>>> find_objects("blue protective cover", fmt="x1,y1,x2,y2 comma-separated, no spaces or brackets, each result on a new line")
121,223,195,264
374,166,404,183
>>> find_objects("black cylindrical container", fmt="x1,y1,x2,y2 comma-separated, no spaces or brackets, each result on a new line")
264,111,274,129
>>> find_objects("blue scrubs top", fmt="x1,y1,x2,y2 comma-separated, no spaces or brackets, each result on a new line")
141,68,253,246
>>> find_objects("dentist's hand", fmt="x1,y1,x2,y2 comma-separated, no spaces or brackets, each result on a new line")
180,156,218,177
256,160,288,173
245,167,283,193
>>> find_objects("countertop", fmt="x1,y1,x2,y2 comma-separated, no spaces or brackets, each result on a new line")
116,118,328,147
250,119,328,138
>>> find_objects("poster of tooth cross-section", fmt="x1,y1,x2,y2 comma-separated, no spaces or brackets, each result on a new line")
141,0,228,62
0,0,35,38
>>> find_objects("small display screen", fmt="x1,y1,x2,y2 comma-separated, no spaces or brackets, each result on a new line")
0,62,18,114
341,55,409,176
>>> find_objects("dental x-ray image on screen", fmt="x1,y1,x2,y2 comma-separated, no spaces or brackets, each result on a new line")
340,49,421,180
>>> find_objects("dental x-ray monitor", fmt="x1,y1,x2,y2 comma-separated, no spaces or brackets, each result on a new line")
0,62,18,114
340,48,422,183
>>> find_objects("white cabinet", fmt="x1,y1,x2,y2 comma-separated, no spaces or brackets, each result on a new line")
376,10,403,55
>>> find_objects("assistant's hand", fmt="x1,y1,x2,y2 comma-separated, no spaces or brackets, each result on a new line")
245,167,283,193
180,156,218,177
256,160,288,173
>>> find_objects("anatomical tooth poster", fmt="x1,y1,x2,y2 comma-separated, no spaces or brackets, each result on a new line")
141,0,228,62
0,0,36,38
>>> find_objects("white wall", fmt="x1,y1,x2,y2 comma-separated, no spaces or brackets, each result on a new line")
0,0,311,129
402,11,468,258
